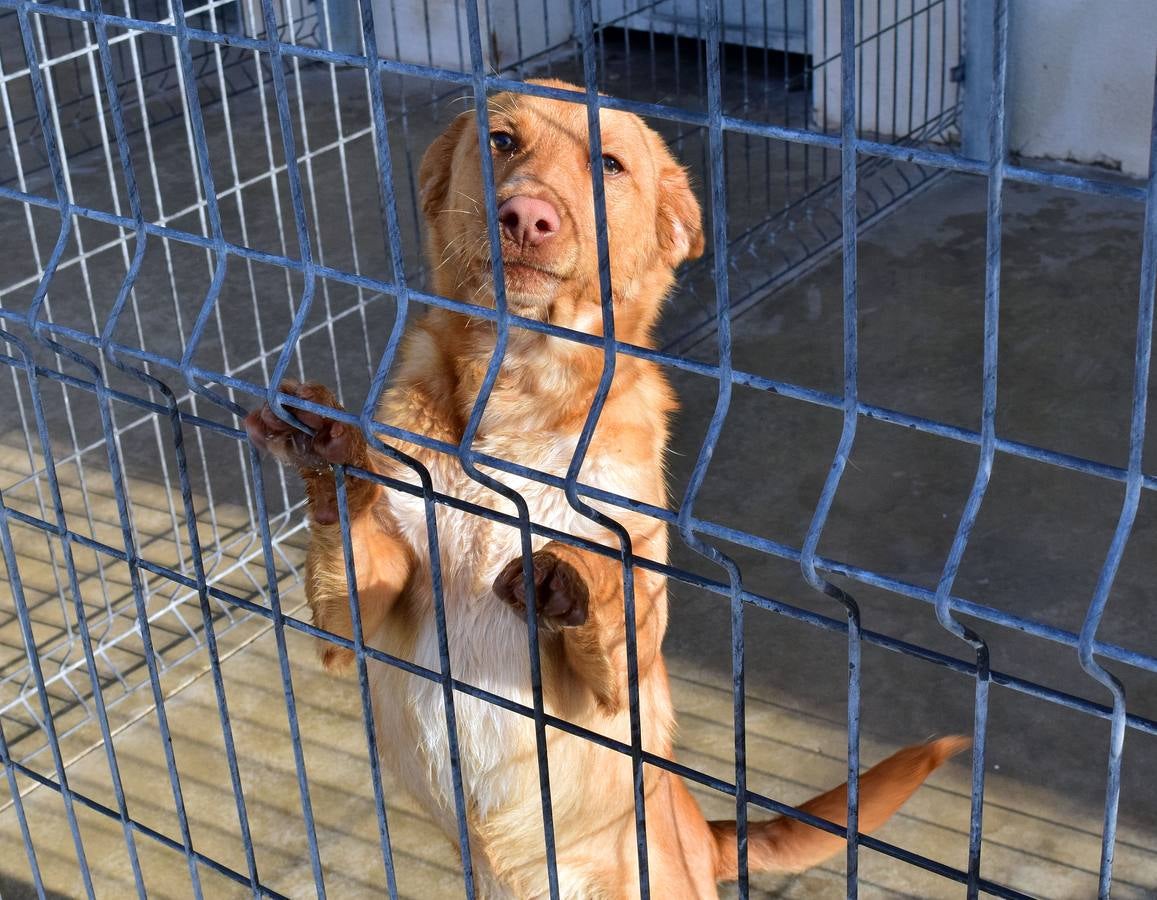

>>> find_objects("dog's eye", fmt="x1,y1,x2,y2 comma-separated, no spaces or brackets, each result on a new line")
490,131,516,153
601,154,624,176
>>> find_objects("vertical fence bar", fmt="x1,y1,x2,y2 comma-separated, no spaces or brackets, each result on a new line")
258,0,321,424
203,0,287,412
457,0,561,893
253,0,409,883
8,326,150,899
359,412,480,900
673,0,750,893
317,0,378,378
0,710,43,896
77,336,206,899
164,0,329,887
798,0,863,892
353,0,478,891
0,14,71,657
0,372,94,900
929,0,1006,894
1077,51,1157,900
24,262,207,893
81,10,194,667
23,7,128,602
168,0,253,459
11,6,144,895
329,470,400,897
1,153,149,897
279,1,347,403
138,0,258,539
89,0,262,890
170,0,236,417
244,442,328,895
246,0,349,883
561,0,658,892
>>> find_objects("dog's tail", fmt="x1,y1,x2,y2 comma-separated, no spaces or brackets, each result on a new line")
710,736,969,880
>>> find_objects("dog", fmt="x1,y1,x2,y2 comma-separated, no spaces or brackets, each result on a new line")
245,78,966,898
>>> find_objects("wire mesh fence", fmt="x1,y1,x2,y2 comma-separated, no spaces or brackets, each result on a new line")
0,0,1154,896
0,0,962,783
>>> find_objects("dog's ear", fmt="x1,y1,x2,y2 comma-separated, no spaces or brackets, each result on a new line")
656,162,704,268
419,113,471,219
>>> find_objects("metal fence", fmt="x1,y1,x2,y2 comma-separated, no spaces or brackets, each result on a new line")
0,0,1153,896
0,0,962,786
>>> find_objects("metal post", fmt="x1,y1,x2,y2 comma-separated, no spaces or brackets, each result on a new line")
962,0,997,160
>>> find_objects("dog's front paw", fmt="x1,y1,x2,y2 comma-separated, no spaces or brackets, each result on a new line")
492,549,589,628
244,381,366,469
244,381,372,524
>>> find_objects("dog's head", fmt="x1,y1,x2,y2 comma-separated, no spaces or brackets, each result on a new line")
418,79,703,341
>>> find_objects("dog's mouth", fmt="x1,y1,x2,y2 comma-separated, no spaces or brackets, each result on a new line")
482,257,566,295
484,256,563,275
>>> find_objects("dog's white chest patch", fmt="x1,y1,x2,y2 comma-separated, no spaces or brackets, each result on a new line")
371,434,621,820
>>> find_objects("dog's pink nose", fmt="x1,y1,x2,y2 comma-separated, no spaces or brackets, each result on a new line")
498,196,560,247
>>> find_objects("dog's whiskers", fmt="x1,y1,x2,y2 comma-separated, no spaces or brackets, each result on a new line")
451,190,481,213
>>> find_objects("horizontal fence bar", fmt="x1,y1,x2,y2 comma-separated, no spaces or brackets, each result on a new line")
0,491,1124,900
1,191,1154,501
4,435,1157,742
3,341,1155,682
0,664,1040,900
0,0,1147,205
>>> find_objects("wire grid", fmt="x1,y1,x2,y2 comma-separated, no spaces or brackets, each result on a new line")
0,0,1152,897
0,0,320,188
0,0,964,770
0,0,327,770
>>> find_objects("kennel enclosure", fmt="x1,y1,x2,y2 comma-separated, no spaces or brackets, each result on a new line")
0,0,1155,896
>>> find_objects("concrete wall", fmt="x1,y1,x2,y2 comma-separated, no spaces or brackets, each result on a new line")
1007,0,1156,177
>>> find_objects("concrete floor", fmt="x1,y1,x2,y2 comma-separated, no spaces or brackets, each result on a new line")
2,33,1157,900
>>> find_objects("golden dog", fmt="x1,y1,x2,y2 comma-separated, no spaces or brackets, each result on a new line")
246,79,965,898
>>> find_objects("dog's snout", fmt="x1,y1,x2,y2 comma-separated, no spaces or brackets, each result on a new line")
498,196,560,248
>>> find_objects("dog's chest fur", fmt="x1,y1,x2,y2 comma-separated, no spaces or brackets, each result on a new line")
369,427,631,829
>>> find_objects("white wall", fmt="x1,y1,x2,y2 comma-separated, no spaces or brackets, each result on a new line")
373,0,571,72
810,0,962,141
1007,0,1156,177
371,0,810,74
368,0,1155,177
812,0,1156,176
